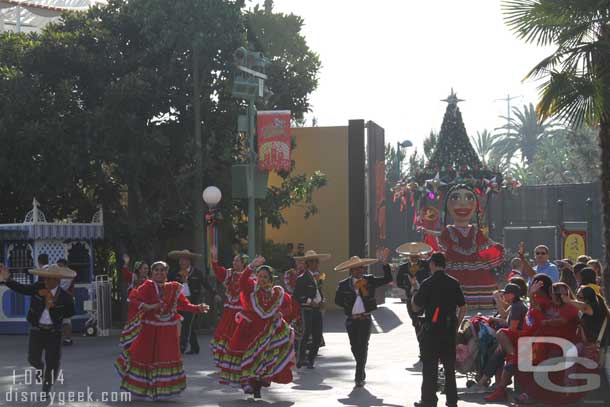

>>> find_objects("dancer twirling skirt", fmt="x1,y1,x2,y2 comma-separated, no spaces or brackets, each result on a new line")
115,261,208,400
219,258,295,398
210,254,248,367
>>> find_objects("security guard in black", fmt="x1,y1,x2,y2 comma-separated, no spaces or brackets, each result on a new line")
412,252,466,407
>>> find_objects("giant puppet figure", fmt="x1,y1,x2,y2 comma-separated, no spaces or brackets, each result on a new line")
425,184,504,307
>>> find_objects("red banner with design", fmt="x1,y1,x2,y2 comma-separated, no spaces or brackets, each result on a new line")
257,110,291,172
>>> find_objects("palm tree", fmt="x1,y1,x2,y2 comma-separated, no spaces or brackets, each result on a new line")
502,0,610,297
492,103,560,163
471,129,499,165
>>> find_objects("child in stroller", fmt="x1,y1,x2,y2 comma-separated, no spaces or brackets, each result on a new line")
456,315,500,391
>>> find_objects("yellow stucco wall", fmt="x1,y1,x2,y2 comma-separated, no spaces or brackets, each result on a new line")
266,126,350,308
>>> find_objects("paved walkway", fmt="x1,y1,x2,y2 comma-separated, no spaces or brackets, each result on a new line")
0,299,607,406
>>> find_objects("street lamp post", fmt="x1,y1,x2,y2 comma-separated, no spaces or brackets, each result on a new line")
396,139,413,177
396,139,413,238
231,47,269,259
203,186,222,272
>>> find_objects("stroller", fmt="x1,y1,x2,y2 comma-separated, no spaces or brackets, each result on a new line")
455,315,498,388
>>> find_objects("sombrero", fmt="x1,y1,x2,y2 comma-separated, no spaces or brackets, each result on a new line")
167,249,203,260
30,265,77,279
396,242,432,256
293,250,331,262
334,256,378,272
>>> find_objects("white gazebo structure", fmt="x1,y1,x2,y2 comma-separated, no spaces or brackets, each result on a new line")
0,199,104,334
0,0,106,33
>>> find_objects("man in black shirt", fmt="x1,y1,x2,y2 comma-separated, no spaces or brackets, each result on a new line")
168,249,217,355
293,250,331,368
413,252,467,407
396,242,432,368
334,249,393,387
0,262,76,393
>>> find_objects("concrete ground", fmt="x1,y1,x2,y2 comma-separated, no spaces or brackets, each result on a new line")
0,299,607,406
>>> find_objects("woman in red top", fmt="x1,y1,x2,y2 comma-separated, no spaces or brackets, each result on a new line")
219,257,295,399
115,261,209,400
485,274,553,402
121,254,150,293
210,254,249,368
542,282,580,343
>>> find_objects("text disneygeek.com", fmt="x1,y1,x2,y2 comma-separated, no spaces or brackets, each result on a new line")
4,386,131,405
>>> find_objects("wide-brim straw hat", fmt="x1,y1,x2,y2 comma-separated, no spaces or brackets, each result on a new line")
396,242,433,256
30,265,77,279
334,256,378,272
294,250,331,262
167,249,203,260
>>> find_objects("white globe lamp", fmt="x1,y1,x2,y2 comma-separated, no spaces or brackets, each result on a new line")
203,186,222,208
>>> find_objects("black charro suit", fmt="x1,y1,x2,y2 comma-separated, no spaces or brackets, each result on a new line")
293,270,323,366
3,279,75,391
334,264,392,383
171,267,215,353
396,260,430,359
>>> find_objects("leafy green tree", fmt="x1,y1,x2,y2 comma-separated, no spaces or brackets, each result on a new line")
423,130,438,160
492,103,560,164
0,0,322,268
245,0,321,120
472,129,500,166
503,0,610,296
510,127,600,185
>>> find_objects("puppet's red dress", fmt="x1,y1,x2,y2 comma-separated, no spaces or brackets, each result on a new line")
439,225,504,307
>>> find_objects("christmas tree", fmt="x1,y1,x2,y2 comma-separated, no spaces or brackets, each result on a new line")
393,89,505,212
428,89,482,171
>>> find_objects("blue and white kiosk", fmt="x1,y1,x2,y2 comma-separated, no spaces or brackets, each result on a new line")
0,199,104,334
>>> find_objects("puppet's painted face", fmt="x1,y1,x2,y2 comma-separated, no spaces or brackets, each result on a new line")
447,188,477,226
422,206,440,222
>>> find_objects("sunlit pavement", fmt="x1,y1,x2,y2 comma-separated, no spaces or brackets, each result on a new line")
0,299,607,406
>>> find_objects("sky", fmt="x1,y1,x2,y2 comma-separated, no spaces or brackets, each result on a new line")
256,0,555,153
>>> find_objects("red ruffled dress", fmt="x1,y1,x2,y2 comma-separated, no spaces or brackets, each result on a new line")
210,262,243,367
115,280,201,400
219,266,295,393
438,225,504,308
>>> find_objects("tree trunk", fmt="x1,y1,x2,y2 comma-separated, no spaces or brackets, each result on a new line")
598,121,610,299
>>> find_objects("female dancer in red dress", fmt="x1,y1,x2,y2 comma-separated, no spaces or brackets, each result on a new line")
426,184,504,307
210,254,249,367
219,256,296,399
115,261,209,400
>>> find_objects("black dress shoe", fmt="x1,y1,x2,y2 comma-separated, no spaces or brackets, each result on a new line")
414,401,436,407
185,349,199,355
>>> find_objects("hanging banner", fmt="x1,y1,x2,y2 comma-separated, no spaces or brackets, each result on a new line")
257,110,291,172
563,231,586,263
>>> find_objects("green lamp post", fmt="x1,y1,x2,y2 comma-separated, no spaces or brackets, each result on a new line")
231,47,270,259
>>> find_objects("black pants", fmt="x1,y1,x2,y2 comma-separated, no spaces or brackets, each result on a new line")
346,317,371,382
298,308,322,364
421,334,457,407
406,296,424,358
180,311,199,353
28,329,62,391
